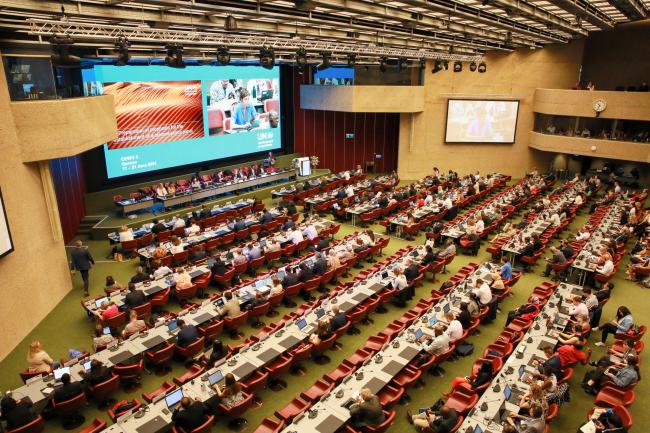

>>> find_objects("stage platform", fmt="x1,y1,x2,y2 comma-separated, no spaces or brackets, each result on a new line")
88,167,329,240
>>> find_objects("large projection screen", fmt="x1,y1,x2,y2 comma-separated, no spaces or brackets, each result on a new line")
445,99,519,144
0,188,14,259
82,65,282,179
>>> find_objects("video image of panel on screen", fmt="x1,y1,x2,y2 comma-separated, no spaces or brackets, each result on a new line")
445,100,519,143
205,78,279,136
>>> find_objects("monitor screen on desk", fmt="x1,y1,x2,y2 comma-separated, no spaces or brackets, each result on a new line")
208,370,223,386
413,328,423,340
95,297,109,308
53,367,70,381
255,279,267,290
165,388,183,409
102,326,112,335
167,320,179,332
315,308,326,319
381,271,388,279
473,425,483,433
83,361,92,372
296,318,307,330
215,297,225,307
443,303,451,314
276,270,286,280
429,317,438,327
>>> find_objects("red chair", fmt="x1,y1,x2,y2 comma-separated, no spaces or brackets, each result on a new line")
289,343,313,375
5,415,45,433
87,374,120,408
132,302,152,319
377,384,404,409
172,250,190,266
101,311,127,329
243,370,269,406
145,341,175,373
171,414,215,433
282,282,303,308
443,386,479,415
218,391,254,430
173,365,205,386
213,267,236,288
248,301,271,328
19,370,45,384
615,325,646,342
175,336,205,360
545,403,559,422
275,397,311,423
311,333,337,364
300,379,335,403
224,311,250,339
324,360,356,385
360,409,395,433
150,287,171,311
252,418,285,433
77,417,106,433
120,239,138,259
266,291,284,317
594,386,636,407
265,354,293,391
174,284,198,305
198,319,224,343
142,380,174,403
51,392,87,429
108,398,142,422
113,359,144,389
586,405,632,429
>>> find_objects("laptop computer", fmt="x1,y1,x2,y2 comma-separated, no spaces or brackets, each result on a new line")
315,308,326,319
83,361,92,372
165,388,183,409
413,328,424,340
504,384,512,401
443,303,451,314
167,320,180,334
255,279,267,290
296,318,308,330
102,326,112,335
95,297,109,308
276,270,286,280
53,367,70,381
214,298,225,308
428,316,439,327
208,370,223,386
473,425,483,433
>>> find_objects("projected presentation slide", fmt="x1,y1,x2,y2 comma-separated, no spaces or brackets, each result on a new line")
445,99,519,143
82,65,281,179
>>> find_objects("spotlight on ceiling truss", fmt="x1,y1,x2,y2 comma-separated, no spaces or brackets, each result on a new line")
50,35,80,66
478,61,487,73
317,52,331,71
216,46,230,65
114,36,130,66
164,43,185,68
432,60,443,73
453,61,462,72
260,47,275,70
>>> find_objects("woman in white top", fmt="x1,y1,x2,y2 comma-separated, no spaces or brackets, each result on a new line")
118,226,134,242
169,236,184,254
27,340,55,373
174,268,192,289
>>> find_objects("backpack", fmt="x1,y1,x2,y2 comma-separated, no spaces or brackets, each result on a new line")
455,341,474,357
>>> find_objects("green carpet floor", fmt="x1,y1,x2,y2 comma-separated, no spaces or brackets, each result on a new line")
1,179,648,433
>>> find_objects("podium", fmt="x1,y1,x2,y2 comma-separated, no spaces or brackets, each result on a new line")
297,157,311,176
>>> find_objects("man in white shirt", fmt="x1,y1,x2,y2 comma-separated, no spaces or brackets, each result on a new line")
443,312,463,342
475,218,485,234
185,220,200,236
172,216,186,229
303,224,318,241
421,327,450,356
443,197,453,210
574,195,583,206
576,227,591,241
288,227,304,244
597,259,614,276
549,212,561,227
345,185,355,198
567,295,589,318
472,279,492,306
342,171,351,181
152,260,172,279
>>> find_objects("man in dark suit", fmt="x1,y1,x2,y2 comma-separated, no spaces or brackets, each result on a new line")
542,246,567,277
233,218,247,232
298,263,315,282
82,360,112,386
282,219,296,231
328,305,347,332
286,201,298,216
336,188,347,199
259,209,274,224
172,397,209,432
130,266,149,284
403,260,420,282
312,253,328,276
278,198,291,210
0,396,35,431
531,234,544,252
176,320,199,348
124,283,146,309
53,374,84,403
211,257,227,277
151,219,167,235
197,205,212,220
315,236,330,252
560,239,574,261
281,268,299,288
519,237,535,257
70,240,95,296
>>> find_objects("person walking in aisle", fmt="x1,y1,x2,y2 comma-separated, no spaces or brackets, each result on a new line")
70,240,95,296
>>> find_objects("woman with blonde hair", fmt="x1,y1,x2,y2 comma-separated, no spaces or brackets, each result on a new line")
519,382,548,414
27,340,57,373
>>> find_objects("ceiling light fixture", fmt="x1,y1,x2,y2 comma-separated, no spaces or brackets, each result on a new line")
259,47,276,70
216,46,230,65
114,36,130,66
164,43,185,68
